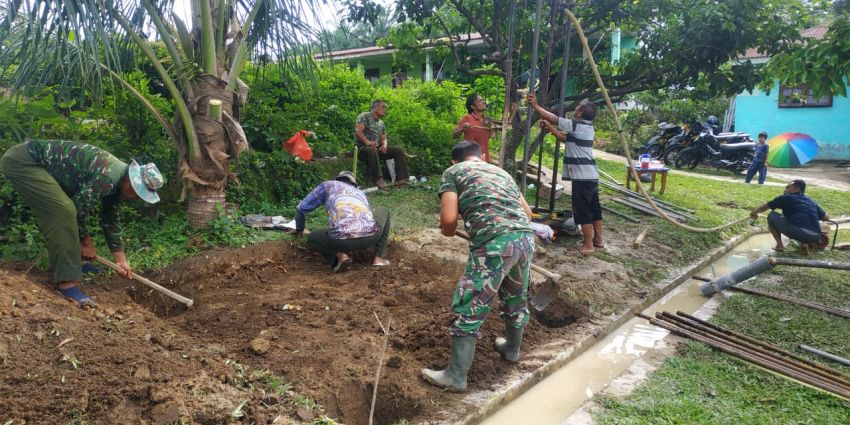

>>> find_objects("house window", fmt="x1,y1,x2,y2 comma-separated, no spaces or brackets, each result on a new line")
364,68,380,84
778,84,832,108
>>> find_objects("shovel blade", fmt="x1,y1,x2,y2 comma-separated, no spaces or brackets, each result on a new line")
530,278,559,311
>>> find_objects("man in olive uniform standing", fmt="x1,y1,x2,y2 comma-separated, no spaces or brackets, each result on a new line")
421,141,535,392
1,139,163,307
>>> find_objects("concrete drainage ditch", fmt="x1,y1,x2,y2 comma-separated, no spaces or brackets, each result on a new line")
453,217,849,425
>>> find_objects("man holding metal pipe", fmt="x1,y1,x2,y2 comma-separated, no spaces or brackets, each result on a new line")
1,139,164,308
750,179,830,251
421,141,535,392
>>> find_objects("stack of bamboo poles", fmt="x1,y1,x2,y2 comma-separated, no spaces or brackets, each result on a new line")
638,311,850,400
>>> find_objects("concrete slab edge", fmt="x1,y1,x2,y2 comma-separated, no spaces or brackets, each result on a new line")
460,225,769,425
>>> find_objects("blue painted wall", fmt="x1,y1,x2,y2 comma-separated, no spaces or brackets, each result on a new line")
735,82,850,160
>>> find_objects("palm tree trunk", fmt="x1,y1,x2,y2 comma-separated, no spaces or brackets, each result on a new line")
185,74,248,228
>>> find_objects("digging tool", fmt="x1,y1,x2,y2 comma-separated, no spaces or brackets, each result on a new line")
96,256,194,307
453,230,560,311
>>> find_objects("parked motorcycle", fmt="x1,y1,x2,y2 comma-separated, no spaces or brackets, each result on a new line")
637,123,683,159
674,126,756,173
661,122,703,166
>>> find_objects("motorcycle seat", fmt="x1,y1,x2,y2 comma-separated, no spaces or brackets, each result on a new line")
716,132,749,138
719,142,756,152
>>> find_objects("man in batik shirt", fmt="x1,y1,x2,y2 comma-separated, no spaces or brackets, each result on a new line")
295,171,391,272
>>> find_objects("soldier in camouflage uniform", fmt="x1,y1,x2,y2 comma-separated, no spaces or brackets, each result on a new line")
421,141,535,392
1,140,163,308
354,100,409,189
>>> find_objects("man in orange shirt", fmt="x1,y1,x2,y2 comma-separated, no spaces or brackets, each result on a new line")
453,94,493,162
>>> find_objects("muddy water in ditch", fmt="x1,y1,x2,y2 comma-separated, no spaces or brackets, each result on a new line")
481,233,777,425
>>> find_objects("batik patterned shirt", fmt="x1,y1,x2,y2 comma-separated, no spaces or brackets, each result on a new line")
354,112,385,147
26,139,128,251
439,160,532,255
295,180,379,239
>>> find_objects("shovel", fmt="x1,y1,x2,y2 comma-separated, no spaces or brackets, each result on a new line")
453,230,560,311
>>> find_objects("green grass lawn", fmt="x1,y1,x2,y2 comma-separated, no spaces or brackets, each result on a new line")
593,230,850,424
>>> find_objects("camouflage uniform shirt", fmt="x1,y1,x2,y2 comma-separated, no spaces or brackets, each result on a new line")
439,160,532,255
354,112,385,147
26,139,128,251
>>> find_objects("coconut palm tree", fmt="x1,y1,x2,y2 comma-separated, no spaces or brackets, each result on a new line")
0,0,320,228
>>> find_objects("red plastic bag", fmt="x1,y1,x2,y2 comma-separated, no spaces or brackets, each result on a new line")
283,130,313,161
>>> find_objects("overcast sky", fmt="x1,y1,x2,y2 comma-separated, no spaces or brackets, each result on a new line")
172,0,394,34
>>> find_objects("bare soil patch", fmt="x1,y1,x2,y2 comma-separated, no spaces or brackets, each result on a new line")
1,224,667,424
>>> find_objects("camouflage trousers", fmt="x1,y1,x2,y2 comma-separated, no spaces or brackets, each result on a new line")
449,232,535,337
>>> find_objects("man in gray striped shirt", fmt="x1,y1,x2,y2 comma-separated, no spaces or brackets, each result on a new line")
529,95,604,254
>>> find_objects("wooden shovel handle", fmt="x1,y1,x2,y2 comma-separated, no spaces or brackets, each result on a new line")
96,256,194,307
453,230,561,280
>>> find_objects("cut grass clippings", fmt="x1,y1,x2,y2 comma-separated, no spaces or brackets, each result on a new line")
593,231,850,424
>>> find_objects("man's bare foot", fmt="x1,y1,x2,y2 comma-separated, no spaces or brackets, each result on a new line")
395,179,408,187
372,257,390,266
593,238,605,249
375,179,388,190
772,245,785,252
578,244,595,254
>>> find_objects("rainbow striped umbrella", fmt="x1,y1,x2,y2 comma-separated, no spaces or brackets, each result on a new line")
766,133,819,168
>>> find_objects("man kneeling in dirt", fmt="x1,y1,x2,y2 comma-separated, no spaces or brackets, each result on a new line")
750,179,830,251
294,171,391,272
0,139,164,308
421,141,535,392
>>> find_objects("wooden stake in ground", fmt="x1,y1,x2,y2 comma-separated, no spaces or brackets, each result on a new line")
369,312,392,425
633,227,649,248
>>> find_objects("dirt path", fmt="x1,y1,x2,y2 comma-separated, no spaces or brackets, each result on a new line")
1,218,677,424
594,150,850,191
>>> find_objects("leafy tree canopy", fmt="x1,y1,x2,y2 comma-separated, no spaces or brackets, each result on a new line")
763,16,850,98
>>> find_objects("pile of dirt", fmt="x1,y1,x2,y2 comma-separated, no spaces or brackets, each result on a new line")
1,223,668,424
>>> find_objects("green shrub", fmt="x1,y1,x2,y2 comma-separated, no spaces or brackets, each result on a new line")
241,63,465,176
226,150,324,214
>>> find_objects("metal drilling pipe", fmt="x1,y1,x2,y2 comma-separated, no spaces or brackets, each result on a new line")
729,286,850,320
637,313,850,399
656,312,850,391
520,0,544,192
676,312,850,380
659,312,850,388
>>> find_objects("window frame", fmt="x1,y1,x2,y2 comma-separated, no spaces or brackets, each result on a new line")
777,84,833,108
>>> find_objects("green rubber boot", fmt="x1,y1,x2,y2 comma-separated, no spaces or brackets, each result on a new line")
493,325,524,362
421,336,476,392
